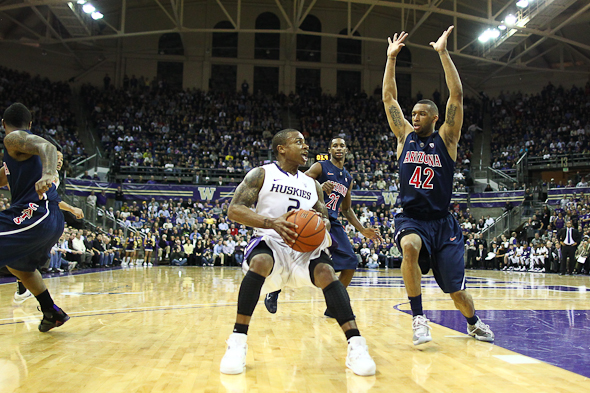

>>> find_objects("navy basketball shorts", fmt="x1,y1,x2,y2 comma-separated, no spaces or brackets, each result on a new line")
329,223,358,271
394,213,466,293
0,201,65,272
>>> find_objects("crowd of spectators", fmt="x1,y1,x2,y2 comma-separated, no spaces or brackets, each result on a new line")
80,81,479,191
463,190,590,275
0,66,83,166
490,82,590,174
80,83,286,183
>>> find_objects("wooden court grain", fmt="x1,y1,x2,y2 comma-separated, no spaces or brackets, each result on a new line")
0,267,589,393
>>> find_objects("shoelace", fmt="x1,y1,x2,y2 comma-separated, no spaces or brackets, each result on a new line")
413,317,429,329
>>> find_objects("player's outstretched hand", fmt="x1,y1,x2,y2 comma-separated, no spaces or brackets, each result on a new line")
387,31,408,58
35,174,54,199
430,25,453,53
72,207,84,220
321,181,334,195
362,227,383,245
271,211,298,245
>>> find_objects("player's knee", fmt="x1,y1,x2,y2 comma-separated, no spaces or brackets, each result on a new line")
312,263,337,288
401,235,421,257
249,254,274,276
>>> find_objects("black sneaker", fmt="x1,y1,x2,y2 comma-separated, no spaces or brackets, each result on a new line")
38,305,70,332
264,291,280,314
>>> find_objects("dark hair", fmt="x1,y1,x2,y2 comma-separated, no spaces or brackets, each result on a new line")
416,99,439,116
272,128,299,156
330,136,347,147
3,103,32,129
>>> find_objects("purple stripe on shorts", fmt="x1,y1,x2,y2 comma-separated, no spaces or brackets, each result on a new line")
244,236,263,260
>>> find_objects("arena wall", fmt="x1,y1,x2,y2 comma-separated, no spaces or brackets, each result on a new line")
0,2,587,98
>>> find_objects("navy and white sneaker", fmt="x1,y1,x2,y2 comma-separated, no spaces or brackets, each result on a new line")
467,317,494,342
264,291,280,314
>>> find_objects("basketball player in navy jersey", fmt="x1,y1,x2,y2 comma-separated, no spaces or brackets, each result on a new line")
382,28,494,344
13,149,84,304
264,137,382,316
0,103,69,332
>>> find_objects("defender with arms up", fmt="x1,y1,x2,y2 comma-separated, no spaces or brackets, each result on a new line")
220,129,375,376
382,28,494,345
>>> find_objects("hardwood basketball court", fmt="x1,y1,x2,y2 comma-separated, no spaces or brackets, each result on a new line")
1,267,589,392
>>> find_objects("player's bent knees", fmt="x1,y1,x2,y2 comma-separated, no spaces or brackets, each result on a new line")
312,263,337,288
400,234,422,259
248,254,274,277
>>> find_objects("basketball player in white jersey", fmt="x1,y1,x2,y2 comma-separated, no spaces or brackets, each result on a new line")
220,129,376,376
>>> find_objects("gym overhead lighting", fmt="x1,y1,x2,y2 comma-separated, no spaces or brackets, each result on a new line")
516,0,529,8
82,3,95,14
77,0,87,4
498,24,507,30
478,28,501,43
505,14,517,26
91,11,103,20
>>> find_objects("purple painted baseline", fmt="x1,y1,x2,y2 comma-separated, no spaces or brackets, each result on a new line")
396,307,590,379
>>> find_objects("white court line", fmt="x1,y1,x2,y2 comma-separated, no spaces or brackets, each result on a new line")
494,355,541,364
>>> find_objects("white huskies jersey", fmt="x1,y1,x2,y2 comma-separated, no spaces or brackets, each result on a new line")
254,163,318,240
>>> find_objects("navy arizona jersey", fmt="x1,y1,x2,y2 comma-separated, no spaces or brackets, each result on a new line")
2,131,60,206
317,160,352,224
398,131,454,220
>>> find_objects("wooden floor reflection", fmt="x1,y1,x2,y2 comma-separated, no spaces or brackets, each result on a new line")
1,267,589,393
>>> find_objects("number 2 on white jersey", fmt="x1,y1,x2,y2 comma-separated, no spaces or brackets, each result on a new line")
409,167,434,189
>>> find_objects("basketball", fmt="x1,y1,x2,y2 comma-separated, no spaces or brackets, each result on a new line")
287,210,326,253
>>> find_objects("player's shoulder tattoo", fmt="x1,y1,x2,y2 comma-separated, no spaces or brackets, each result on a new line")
231,167,265,207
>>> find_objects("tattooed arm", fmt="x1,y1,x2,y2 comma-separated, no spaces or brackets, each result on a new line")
227,167,298,244
382,32,413,156
431,26,464,160
312,180,331,232
3,131,58,199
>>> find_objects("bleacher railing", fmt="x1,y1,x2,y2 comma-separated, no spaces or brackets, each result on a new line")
61,191,145,241
480,204,524,244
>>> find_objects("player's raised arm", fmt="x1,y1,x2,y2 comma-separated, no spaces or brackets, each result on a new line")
312,180,331,232
431,26,464,159
3,131,57,199
341,182,382,243
383,32,413,141
228,167,298,244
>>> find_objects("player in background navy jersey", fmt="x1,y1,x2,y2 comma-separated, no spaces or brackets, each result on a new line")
264,137,382,315
0,103,69,332
382,28,494,344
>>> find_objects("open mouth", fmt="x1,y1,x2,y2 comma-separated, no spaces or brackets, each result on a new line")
413,124,421,131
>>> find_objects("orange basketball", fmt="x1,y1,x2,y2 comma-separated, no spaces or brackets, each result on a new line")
287,210,326,253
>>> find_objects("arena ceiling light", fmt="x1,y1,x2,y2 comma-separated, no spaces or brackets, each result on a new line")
82,3,95,14
505,14,517,26
478,28,501,43
91,11,103,20
516,0,529,8
77,0,87,4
